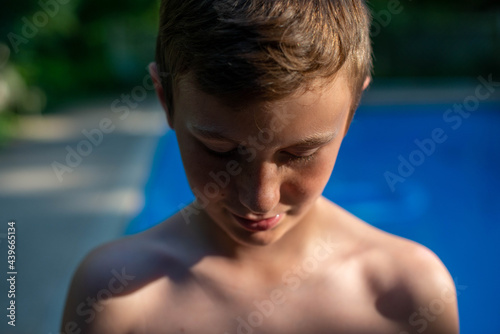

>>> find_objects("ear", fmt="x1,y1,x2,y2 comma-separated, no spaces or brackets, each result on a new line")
149,62,174,129
362,76,371,91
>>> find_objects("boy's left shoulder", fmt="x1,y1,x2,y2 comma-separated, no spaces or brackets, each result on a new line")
359,222,460,333
326,201,459,333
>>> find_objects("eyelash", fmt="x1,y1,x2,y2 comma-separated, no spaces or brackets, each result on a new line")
204,146,238,158
287,152,318,164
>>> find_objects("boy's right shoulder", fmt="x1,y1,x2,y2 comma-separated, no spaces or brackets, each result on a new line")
77,232,161,290
61,217,188,333
75,215,189,292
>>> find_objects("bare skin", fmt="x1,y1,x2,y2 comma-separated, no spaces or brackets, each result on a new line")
61,67,459,334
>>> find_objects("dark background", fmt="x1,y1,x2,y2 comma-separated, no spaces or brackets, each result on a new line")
0,0,499,117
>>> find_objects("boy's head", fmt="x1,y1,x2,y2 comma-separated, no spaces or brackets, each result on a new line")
155,0,372,127
152,0,372,246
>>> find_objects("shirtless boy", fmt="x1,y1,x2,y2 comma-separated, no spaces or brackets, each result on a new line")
61,1,460,333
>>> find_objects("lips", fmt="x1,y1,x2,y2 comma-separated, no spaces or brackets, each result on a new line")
231,213,283,232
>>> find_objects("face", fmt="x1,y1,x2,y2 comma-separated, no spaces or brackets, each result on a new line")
171,75,352,247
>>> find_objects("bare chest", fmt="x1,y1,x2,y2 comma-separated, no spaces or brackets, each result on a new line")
124,274,397,334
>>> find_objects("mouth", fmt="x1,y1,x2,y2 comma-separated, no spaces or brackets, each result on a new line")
231,212,283,232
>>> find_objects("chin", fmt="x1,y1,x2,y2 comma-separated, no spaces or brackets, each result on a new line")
229,228,286,247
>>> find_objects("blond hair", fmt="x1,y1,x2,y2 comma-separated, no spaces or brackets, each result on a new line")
156,0,372,122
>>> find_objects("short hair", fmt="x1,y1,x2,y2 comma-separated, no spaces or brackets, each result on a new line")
155,0,372,123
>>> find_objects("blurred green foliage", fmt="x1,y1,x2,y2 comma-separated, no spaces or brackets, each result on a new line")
0,0,159,114
0,0,499,117
369,0,500,78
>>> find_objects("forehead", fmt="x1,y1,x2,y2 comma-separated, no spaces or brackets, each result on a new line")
174,74,352,142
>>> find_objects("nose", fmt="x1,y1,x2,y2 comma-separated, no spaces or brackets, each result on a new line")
237,160,281,215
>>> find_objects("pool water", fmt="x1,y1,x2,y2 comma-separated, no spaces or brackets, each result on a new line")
126,103,500,334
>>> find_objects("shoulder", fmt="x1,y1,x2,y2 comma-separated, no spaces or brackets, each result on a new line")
359,225,460,333
60,234,154,333
60,217,188,333
324,201,459,333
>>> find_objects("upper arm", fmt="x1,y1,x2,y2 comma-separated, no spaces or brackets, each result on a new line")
398,244,460,334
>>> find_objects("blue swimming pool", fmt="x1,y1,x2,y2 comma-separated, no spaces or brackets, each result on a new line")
127,102,500,334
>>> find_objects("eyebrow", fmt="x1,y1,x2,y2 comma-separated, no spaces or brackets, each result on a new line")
292,131,339,147
189,124,239,143
189,124,338,147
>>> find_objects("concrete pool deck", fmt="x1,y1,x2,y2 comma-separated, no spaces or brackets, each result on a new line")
0,99,167,333
0,79,498,333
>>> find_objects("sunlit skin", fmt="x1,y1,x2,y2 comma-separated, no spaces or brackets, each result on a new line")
60,65,460,334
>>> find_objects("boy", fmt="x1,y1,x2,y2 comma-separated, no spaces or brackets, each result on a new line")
61,1,460,333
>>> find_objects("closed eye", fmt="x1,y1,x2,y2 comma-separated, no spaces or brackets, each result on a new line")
206,147,238,157
280,149,320,164
200,141,238,157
